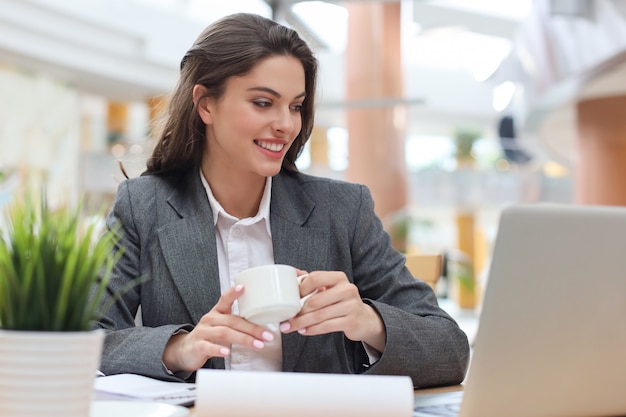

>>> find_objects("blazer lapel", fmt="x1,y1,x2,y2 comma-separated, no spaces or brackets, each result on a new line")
157,172,221,324
271,172,329,371
270,172,329,270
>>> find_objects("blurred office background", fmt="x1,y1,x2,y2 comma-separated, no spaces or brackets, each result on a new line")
1,0,626,306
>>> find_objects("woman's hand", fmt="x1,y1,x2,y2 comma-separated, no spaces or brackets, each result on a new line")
162,284,275,373
279,271,386,352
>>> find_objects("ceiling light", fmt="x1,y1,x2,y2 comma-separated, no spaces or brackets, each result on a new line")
492,81,517,111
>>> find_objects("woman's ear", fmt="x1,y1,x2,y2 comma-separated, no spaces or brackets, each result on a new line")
193,84,213,124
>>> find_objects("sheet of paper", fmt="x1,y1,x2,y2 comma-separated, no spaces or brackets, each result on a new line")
93,373,196,406
195,370,414,417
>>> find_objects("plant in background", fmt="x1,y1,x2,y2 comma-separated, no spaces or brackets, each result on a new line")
453,127,482,163
0,191,121,331
445,248,477,309
449,255,475,293
385,208,435,254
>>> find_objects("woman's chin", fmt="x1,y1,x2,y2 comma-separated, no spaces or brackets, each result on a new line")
256,162,284,178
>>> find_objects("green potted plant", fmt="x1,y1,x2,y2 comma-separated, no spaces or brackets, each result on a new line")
453,127,482,165
0,189,120,417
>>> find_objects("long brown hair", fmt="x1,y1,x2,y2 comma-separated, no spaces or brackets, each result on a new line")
145,13,318,175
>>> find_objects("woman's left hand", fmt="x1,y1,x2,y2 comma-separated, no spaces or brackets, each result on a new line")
279,270,386,352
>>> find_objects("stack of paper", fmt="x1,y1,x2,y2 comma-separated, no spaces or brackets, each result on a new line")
93,373,196,406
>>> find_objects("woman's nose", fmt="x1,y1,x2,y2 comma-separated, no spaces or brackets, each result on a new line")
272,107,296,135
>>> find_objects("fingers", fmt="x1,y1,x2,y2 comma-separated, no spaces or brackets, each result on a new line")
213,284,244,314
172,319,276,373
281,271,360,335
297,270,341,299
168,284,277,373
209,284,276,347
174,336,230,372
298,271,353,310
196,314,275,350
282,299,347,333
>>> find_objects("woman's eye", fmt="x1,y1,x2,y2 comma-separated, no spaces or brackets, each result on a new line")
291,104,303,112
253,100,271,108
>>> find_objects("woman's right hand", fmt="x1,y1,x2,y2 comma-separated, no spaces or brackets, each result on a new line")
162,284,275,373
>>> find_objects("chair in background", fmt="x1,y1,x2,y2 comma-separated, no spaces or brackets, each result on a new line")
404,253,443,291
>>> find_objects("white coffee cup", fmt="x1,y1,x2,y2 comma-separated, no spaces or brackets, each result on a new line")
234,264,311,324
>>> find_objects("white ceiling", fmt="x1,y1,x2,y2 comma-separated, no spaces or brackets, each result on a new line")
10,0,626,169
0,0,535,138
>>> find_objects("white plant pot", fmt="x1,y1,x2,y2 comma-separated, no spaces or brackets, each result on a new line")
0,329,104,417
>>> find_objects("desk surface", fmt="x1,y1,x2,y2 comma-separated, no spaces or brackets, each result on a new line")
414,385,464,395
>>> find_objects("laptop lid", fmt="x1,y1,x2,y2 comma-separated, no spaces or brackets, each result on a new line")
460,204,626,417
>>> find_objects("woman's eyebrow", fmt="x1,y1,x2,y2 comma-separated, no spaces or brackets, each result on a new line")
248,86,306,100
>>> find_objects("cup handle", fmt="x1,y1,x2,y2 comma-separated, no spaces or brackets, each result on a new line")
297,274,316,307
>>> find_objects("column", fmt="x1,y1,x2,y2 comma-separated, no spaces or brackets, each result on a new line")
107,101,129,145
452,212,478,309
309,126,329,168
344,2,407,222
576,95,626,205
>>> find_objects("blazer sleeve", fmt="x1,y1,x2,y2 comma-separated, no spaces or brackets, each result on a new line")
92,180,193,381
344,184,470,387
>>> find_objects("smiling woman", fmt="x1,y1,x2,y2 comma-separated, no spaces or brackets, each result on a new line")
92,12,469,392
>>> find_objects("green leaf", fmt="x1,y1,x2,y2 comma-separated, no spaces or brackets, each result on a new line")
0,188,122,331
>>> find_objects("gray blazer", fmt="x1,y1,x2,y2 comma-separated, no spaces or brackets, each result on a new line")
95,169,469,388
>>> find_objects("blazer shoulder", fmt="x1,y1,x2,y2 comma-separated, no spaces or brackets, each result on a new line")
122,172,181,190
286,171,368,199
121,172,187,195
114,172,188,211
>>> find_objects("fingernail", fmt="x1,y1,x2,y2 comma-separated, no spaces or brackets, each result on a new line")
298,328,306,335
253,340,265,349
279,322,291,332
235,285,244,292
219,347,230,355
262,331,274,342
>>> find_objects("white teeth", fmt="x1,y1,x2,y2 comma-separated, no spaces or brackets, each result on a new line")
256,141,284,152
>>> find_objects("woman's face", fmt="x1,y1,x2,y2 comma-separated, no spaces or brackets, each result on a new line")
199,55,306,183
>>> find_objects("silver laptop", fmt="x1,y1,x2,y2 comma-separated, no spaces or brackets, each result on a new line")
414,203,626,417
